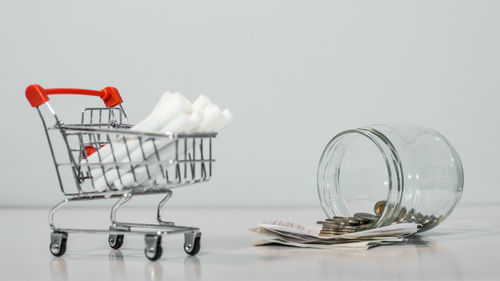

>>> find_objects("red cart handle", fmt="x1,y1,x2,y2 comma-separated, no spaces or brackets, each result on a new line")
26,84,123,108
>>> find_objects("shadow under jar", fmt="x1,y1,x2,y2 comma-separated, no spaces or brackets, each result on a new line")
317,124,464,233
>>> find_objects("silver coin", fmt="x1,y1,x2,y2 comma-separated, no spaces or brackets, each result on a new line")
323,220,362,226
330,217,365,224
321,225,358,230
415,213,424,221
322,224,360,229
354,223,373,230
406,217,416,223
322,226,359,232
397,208,407,220
330,216,365,222
357,218,377,224
323,221,374,227
353,212,377,219
330,216,351,220
353,215,378,224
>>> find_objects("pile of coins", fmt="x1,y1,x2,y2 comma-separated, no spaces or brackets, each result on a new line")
374,200,441,228
318,200,442,236
318,214,377,237
398,208,440,228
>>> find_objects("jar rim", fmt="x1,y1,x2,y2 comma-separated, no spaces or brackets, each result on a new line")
317,127,405,227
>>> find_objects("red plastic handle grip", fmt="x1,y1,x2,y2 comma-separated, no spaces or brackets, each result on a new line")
25,84,123,108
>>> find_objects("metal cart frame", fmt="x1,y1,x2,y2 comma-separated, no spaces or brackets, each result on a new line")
26,85,216,260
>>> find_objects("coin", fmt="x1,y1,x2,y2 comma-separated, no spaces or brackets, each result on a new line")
354,223,373,230
353,212,377,219
318,211,378,237
374,200,386,216
321,225,359,230
324,219,364,226
415,213,424,221
361,202,441,229
394,207,407,223
398,207,407,220
421,215,431,225
354,217,377,224
338,216,366,222
328,216,364,222
321,227,354,233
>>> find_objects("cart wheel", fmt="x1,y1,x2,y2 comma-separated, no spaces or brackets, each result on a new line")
184,232,201,256
108,234,124,249
50,232,68,257
144,234,162,261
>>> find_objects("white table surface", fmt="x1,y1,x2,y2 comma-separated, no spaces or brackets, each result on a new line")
0,204,498,281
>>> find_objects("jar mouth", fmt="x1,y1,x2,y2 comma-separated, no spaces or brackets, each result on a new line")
317,127,404,228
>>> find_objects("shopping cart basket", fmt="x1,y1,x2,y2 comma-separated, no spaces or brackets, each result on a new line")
26,85,216,260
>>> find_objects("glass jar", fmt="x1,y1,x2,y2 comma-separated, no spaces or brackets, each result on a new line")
317,124,464,232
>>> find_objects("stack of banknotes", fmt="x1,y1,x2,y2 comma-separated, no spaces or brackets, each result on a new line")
250,220,419,250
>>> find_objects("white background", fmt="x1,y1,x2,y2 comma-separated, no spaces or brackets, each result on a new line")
1,0,498,207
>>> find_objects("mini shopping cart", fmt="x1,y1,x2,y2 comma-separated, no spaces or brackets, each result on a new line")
26,85,216,260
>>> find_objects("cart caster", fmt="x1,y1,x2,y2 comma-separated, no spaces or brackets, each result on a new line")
50,231,68,257
184,232,201,256
144,234,162,261
108,234,124,249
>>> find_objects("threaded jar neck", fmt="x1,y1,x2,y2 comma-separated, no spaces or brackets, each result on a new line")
317,127,405,228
